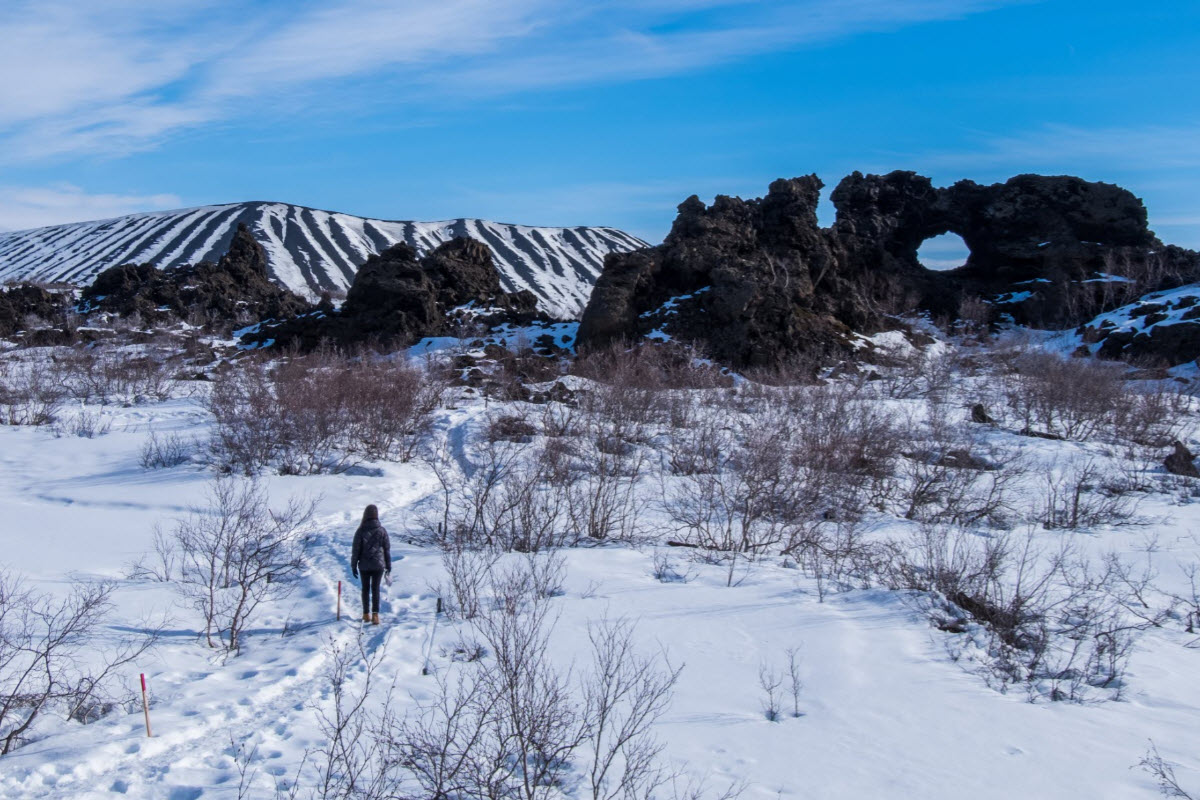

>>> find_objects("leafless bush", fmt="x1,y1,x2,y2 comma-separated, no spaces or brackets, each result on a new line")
573,341,730,429
651,550,693,583
784,646,803,718
311,635,396,800
1170,559,1200,640
664,385,897,561
582,616,681,800
126,527,179,582
389,601,681,800
487,410,540,442
757,662,783,722
1114,384,1194,448
51,407,113,438
897,398,1025,527
890,525,1148,700
758,646,803,722
49,348,175,405
1038,457,1137,530
425,424,642,551
999,352,1126,440
1138,741,1196,799
0,571,158,755
140,429,196,469
0,358,65,425
877,342,955,400
169,478,316,652
208,350,445,475
437,546,502,621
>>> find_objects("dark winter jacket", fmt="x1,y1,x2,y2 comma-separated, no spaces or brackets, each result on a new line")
352,520,391,575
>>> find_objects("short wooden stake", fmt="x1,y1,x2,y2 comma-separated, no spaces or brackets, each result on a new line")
337,580,342,621
140,673,152,738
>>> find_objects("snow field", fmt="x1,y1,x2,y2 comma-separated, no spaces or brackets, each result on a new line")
1,353,1199,798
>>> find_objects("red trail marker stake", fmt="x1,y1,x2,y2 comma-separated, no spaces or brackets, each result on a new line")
140,673,152,738
337,580,342,621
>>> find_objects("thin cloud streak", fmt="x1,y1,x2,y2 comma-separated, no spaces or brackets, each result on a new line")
0,184,182,232
0,0,1022,163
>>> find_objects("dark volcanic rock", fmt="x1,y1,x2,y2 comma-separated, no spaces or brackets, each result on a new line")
1165,441,1200,478
80,224,311,327
578,171,1200,368
247,237,540,350
0,283,74,338
1093,322,1200,366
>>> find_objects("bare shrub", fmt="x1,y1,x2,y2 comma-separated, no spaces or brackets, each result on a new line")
49,348,175,405
389,599,681,800
582,616,681,800
140,429,196,469
876,341,955,401
890,525,1148,700
126,527,179,582
651,550,693,583
208,351,445,475
1138,740,1196,799
999,352,1126,440
311,635,397,800
170,478,316,652
51,407,113,438
425,424,641,551
1114,383,1194,448
897,397,1025,527
1170,559,1200,640
0,571,158,755
438,546,502,621
1038,457,1137,530
757,662,783,722
487,410,539,443
663,385,897,561
785,646,803,718
0,358,65,426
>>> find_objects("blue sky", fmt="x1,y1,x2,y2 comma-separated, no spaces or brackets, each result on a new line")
1,0,1198,250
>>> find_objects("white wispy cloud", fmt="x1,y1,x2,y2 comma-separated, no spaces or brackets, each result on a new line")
0,0,1020,162
928,123,1200,172
0,184,182,231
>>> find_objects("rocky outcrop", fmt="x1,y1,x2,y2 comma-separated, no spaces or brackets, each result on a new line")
578,172,1200,368
80,224,311,326
245,237,541,350
0,283,74,338
1165,441,1200,478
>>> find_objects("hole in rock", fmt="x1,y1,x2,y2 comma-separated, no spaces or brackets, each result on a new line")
917,232,969,271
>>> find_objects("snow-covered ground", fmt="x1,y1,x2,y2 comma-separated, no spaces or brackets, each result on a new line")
2,341,1200,799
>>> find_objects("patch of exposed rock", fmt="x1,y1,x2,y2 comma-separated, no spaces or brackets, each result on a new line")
0,283,74,338
244,237,541,350
577,172,1200,368
79,224,311,327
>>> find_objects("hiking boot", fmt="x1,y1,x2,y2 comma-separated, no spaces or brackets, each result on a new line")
371,613,380,625
362,613,371,623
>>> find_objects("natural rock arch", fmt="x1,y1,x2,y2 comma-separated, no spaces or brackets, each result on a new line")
577,171,1198,368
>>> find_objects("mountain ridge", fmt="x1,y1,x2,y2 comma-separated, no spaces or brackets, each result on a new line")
0,201,648,318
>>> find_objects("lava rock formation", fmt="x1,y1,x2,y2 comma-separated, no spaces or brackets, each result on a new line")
80,224,311,326
246,237,541,350
577,171,1200,368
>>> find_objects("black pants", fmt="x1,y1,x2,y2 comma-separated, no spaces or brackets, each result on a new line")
360,570,383,614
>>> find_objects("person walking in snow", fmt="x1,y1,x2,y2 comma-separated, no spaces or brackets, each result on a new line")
351,504,391,625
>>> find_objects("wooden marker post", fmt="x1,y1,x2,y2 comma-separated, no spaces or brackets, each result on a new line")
421,597,443,676
140,673,152,737
337,580,342,621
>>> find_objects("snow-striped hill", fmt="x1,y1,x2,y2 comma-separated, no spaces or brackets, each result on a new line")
0,202,648,318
